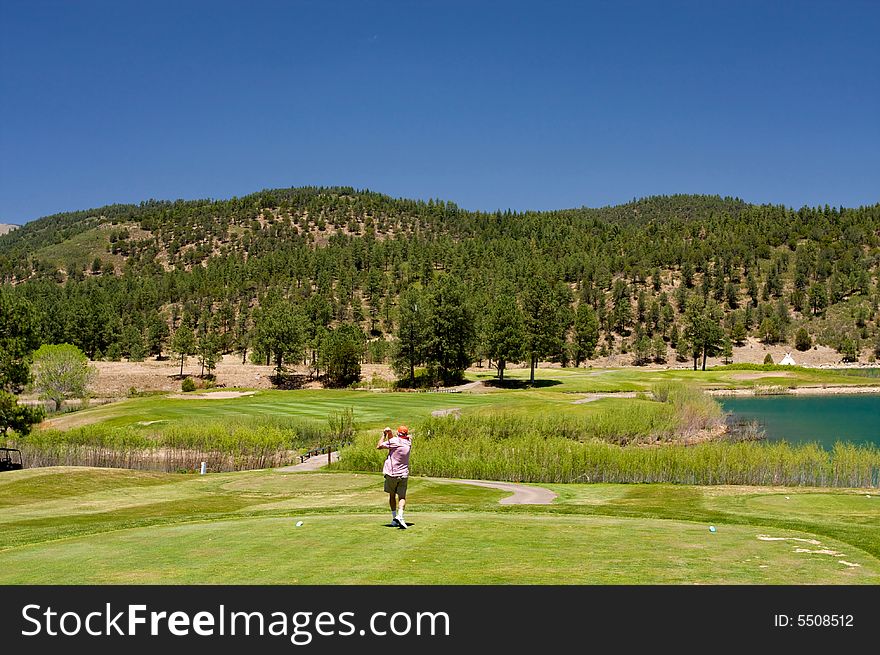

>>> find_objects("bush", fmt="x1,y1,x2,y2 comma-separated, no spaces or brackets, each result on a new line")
181,377,196,392
795,327,812,351
763,353,774,365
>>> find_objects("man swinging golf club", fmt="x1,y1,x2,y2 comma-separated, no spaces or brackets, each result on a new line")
377,425,411,529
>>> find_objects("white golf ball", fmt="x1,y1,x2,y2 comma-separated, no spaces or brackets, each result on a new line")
295,521,304,527
709,526,716,533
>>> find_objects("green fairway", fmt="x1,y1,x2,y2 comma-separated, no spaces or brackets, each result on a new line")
42,363,879,436
44,363,879,435
43,387,664,436
468,365,880,393
0,467,877,584
45,388,514,431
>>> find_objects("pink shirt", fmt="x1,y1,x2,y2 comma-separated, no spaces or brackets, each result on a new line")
379,436,411,477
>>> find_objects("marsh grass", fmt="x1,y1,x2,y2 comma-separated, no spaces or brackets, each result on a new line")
335,431,880,487
7,415,336,472
335,385,877,487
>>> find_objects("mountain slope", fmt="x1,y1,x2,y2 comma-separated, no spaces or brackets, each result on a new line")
1,187,878,366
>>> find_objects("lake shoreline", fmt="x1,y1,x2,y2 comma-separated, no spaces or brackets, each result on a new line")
708,385,880,397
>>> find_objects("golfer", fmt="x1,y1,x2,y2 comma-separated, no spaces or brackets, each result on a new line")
377,425,411,529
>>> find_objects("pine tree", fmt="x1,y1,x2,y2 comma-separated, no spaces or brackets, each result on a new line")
483,289,525,381
392,287,428,385
573,303,599,366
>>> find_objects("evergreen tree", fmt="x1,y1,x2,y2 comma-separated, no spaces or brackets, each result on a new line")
483,289,525,381
196,331,222,377
795,327,812,352
0,289,41,392
252,301,305,374
683,296,724,370
573,303,599,365
170,325,197,377
424,276,475,385
392,287,428,384
321,323,365,387
521,277,571,384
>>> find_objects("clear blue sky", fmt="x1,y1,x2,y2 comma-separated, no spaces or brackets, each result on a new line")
1,0,878,224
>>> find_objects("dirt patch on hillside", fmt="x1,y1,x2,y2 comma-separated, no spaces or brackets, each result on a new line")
88,357,396,397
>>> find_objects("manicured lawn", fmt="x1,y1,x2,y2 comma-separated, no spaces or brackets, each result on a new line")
469,365,880,393
0,467,877,584
42,365,878,435
45,389,514,431
43,387,648,433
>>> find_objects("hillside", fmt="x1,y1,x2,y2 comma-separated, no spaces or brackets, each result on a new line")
0,223,18,236
1,187,879,371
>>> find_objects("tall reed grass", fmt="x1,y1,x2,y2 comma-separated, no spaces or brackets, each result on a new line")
5,413,351,473
335,430,880,488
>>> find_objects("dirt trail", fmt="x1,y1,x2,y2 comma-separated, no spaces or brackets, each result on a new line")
571,392,638,404
277,451,339,472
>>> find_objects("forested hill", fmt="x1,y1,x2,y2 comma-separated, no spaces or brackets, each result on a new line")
1,187,878,372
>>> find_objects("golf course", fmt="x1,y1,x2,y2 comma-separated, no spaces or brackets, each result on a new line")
1,363,879,585
1,466,878,584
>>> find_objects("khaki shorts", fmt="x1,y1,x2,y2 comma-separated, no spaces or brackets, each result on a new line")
384,474,408,498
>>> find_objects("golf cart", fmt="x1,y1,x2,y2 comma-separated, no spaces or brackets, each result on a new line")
0,448,23,472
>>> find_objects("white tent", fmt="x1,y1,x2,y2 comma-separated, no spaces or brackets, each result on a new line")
779,353,796,366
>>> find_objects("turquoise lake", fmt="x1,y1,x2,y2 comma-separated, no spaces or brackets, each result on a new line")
721,394,880,449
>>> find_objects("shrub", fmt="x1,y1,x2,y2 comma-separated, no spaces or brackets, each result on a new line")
763,353,774,365
795,327,812,351
181,377,196,392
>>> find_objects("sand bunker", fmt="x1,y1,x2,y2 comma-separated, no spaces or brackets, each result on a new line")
431,408,461,417
729,372,794,380
167,391,257,400
571,392,638,404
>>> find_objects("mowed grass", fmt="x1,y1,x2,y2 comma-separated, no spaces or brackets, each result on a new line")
468,365,880,393
45,389,515,432
0,467,878,584
42,364,879,435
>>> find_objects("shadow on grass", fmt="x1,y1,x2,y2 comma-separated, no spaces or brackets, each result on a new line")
483,379,562,390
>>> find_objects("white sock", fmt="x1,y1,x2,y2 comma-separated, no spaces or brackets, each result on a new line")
397,508,404,520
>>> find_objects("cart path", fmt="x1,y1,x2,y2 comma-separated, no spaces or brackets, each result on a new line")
276,453,557,505
277,451,339,472
429,478,557,505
